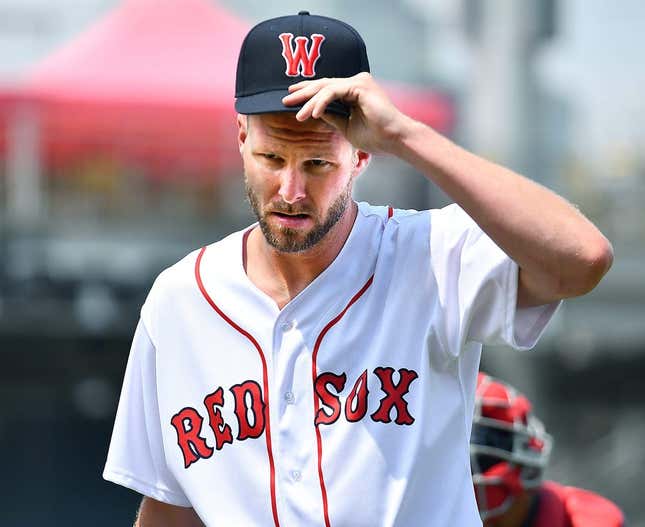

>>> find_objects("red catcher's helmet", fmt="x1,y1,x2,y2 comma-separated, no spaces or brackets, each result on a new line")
471,373,553,521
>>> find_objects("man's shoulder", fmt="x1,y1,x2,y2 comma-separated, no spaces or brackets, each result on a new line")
357,200,474,225
356,201,484,261
147,227,249,305
540,481,624,527
357,201,426,224
356,202,430,244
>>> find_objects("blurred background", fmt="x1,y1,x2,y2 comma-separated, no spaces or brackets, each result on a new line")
0,0,643,525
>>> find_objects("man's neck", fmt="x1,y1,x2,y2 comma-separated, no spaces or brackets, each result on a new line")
245,201,358,310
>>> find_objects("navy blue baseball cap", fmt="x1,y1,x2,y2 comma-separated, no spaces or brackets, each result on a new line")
235,11,370,117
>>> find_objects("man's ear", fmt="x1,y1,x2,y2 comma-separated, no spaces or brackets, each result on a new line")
352,149,371,177
237,114,248,154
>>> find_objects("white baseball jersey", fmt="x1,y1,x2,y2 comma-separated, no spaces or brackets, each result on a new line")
104,201,559,526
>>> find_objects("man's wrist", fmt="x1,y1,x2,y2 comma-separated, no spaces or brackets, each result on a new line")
381,113,419,157
387,116,449,168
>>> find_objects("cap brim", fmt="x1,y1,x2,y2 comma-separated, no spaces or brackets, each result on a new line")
235,88,350,117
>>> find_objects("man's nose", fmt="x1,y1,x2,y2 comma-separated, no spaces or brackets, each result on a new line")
278,165,307,204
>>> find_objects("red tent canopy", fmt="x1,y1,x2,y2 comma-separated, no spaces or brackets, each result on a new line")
2,0,453,180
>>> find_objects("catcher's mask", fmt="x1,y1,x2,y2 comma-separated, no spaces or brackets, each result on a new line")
470,373,552,521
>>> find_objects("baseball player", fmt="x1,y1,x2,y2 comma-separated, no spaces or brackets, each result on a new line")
472,372,624,526
103,12,613,527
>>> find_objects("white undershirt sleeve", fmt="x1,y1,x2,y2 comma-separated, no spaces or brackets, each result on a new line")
103,319,192,507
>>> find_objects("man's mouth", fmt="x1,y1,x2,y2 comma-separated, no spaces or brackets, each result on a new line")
270,211,312,227
272,212,309,219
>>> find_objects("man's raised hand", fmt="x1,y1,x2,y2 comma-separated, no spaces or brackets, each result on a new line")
282,72,412,155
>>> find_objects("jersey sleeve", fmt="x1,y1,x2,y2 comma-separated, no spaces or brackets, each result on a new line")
429,204,560,353
103,319,192,507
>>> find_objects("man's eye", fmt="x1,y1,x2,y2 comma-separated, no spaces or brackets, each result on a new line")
259,153,283,164
308,159,329,167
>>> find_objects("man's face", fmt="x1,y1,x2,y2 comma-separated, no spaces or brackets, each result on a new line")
238,113,364,253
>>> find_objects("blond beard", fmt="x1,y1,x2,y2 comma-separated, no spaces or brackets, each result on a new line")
245,177,353,253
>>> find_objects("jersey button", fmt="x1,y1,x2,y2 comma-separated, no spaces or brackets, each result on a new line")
280,320,295,332
291,470,302,482
284,391,295,404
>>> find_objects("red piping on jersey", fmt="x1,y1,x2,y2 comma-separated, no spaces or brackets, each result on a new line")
311,275,375,527
387,205,394,218
195,246,281,527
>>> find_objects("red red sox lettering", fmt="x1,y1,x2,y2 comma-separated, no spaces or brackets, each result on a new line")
171,367,418,469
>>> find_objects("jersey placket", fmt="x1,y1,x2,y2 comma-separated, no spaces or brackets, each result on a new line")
271,304,325,526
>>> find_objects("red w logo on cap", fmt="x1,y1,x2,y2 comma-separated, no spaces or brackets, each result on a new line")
279,33,325,77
